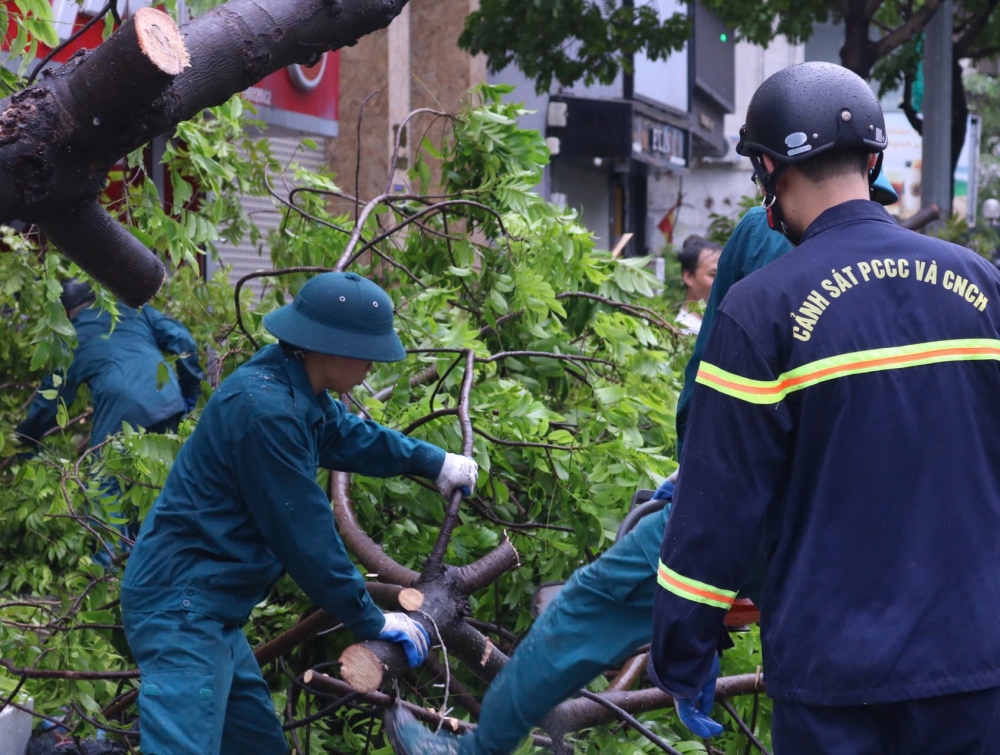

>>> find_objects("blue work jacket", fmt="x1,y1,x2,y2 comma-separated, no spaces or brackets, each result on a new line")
651,201,1000,706
17,304,203,448
121,344,446,638
675,207,792,450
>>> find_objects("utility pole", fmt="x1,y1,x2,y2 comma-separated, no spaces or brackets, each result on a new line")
921,0,953,223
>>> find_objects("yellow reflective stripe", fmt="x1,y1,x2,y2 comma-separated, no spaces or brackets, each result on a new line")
697,338,1000,405
657,560,736,610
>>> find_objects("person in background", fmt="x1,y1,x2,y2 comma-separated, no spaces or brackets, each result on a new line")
675,235,722,334
16,280,205,563
16,279,204,450
121,272,479,755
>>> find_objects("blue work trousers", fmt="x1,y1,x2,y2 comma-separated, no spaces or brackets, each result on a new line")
460,497,766,755
122,609,288,755
772,687,1000,754
460,505,671,755
92,412,183,570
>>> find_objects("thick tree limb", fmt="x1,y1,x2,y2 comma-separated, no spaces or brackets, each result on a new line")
544,673,765,734
331,471,420,586
875,0,943,60
423,348,476,577
0,0,411,304
0,659,138,680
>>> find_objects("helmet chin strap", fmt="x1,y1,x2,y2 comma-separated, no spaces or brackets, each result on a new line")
749,153,802,246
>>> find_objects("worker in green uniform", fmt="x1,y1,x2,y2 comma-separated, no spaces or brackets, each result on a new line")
121,272,479,755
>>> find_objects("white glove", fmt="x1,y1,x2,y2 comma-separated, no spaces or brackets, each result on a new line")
434,452,478,498
377,612,431,667
667,469,679,484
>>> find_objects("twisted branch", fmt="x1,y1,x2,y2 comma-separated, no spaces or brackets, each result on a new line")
423,348,475,577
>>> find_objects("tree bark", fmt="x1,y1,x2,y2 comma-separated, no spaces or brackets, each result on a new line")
543,673,765,736
0,0,410,305
840,0,875,77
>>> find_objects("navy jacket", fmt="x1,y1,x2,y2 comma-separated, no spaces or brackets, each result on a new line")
17,304,203,447
121,344,446,638
651,200,1000,705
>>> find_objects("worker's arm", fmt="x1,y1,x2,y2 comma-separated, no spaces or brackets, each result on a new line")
676,208,790,449
319,399,446,480
234,413,387,638
143,305,205,406
650,310,791,699
15,367,82,449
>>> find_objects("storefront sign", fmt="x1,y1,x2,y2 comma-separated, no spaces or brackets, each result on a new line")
633,114,687,168
8,0,339,138
241,53,340,137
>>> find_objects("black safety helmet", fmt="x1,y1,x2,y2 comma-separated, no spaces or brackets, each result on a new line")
60,279,95,314
736,62,888,240
737,61,887,172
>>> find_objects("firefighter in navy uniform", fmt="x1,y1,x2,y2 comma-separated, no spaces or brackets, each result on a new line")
649,61,1000,751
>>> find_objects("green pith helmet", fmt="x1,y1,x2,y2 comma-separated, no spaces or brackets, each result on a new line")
871,170,898,206
263,272,406,362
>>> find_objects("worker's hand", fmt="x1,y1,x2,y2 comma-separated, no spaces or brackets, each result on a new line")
183,395,198,413
434,453,478,499
673,655,724,738
378,612,431,667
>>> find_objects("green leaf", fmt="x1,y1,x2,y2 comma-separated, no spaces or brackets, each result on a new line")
157,362,170,390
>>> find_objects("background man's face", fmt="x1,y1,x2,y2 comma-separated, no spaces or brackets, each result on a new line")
683,247,720,302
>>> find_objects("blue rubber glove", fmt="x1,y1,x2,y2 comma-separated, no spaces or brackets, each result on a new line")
652,477,675,502
184,395,198,413
674,654,724,738
378,612,431,667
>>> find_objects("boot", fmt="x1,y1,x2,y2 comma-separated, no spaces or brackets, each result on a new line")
384,704,465,755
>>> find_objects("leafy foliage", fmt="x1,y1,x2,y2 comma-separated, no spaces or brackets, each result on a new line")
1,9,772,755
460,0,690,93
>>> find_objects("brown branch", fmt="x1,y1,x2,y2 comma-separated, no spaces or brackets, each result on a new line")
233,265,334,347
342,198,515,272
466,496,574,533
400,407,460,435
481,350,616,368
956,0,1000,56
255,584,403,667
0,659,138,680
453,536,520,594
473,426,577,451
606,652,647,692
357,90,382,221
374,363,440,402
423,653,482,719
545,673,765,734
556,291,678,333
720,699,772,755
384,108,452,195
578,689,683,755
422,349,475,577
874,0,943,59
330,471,420,586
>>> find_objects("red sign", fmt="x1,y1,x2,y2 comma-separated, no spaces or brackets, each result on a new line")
241,53,340,137
5,0,340,138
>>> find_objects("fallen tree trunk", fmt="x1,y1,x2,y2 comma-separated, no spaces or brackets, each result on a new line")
0,0,410,305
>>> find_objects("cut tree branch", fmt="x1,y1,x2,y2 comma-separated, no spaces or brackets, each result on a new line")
0,0,412,304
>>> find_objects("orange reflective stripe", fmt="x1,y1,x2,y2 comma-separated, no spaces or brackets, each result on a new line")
657,561,736,610
697,339,1000,405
